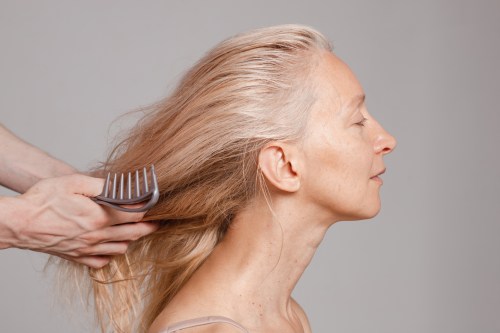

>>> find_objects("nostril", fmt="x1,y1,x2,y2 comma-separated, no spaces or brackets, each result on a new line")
383,145,395,153
374,132,397,154
382,134,397,154
376,142,396,155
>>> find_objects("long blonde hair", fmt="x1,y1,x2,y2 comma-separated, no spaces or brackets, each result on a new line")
60,24,332,333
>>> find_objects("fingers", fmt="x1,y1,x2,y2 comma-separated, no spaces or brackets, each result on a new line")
51,174,149,226
69,174,106,198
51,253,112,269
52,222,159,267
86,221,160,243
20,173,160,269
77,241,130,256
104,207,146,226
73,255,112,269
49,242,128,269
54,173,106,197
47,221,158,268
49,241,129,269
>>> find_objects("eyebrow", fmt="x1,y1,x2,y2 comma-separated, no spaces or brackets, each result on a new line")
339,94,365,118
345,94,366,111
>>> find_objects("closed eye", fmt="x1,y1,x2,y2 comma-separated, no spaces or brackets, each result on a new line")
355,117,368,126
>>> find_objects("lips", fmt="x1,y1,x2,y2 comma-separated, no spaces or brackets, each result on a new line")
371,168,386,178
370,168,385,185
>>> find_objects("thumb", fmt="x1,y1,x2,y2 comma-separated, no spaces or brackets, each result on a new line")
59,174,105,197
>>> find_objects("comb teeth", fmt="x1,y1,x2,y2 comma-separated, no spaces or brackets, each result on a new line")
112,173,117,199
143,167,149,193
127,172,132,199
103,173,110,197
92,165,160,213
135,169,140,197
119,173,124,199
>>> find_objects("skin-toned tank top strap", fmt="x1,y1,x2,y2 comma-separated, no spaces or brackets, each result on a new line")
159,315,249,333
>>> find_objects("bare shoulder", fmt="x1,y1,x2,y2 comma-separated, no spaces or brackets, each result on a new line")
159,323,244,333
290,298,312,333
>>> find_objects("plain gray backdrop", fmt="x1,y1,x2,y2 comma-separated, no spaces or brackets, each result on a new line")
1,0,499,332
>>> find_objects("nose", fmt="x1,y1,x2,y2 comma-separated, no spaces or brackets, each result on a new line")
373,124,397,155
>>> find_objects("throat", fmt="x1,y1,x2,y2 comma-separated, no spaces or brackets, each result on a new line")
195,206,329,315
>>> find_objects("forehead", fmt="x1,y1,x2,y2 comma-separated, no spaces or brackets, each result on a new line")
314,52,365,111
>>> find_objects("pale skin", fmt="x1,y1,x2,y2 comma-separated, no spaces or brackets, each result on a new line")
149,51,397,333
0,124,159,268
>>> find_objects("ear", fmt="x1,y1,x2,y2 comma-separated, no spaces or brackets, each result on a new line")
258,143,301,193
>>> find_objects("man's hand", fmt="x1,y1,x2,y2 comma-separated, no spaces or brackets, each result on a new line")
1,174,159,268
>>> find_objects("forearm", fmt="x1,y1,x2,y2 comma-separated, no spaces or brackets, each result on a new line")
0,124,77,193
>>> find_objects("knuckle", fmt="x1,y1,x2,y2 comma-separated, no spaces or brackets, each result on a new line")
80,228,101,241
82,234,100,245
72,248,86,257
88,215,109,230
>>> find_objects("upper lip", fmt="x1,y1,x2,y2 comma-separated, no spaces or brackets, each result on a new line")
371,168,386,178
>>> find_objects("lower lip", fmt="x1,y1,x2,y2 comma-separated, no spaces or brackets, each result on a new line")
370,176,383,184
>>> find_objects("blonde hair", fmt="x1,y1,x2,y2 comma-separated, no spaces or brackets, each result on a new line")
60,24,332,332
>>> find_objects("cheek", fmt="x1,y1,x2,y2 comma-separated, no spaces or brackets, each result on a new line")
302,142,342,191
316,136,372,181
302,136,375,212
327,146,371,198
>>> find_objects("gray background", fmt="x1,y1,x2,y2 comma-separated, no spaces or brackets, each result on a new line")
1,0,499,332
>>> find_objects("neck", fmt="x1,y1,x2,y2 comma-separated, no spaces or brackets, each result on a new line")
195,194,334,320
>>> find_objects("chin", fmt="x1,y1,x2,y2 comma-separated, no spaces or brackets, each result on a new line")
342,203,381,221
363,200,382,219
362,207,381,220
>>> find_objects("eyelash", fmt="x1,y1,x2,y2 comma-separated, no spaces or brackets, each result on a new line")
355,117,368,126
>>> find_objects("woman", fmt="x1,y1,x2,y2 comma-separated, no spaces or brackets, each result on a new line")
64,24,396,333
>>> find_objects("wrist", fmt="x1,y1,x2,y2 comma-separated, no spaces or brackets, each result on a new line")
0,196,32,250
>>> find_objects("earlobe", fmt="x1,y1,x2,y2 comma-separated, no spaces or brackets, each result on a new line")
258,144,301,193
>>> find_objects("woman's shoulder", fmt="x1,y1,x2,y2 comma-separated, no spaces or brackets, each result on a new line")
290,298,312,333
151,315,248,333
157,324,244,333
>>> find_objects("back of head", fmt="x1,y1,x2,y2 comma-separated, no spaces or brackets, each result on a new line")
63,24,332,333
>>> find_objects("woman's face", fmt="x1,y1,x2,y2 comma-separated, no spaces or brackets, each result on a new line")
300,52,397,222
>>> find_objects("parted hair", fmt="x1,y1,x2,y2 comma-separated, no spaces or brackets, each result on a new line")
58,24,332,333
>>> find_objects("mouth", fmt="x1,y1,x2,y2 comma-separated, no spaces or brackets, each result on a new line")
370,168,386,184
